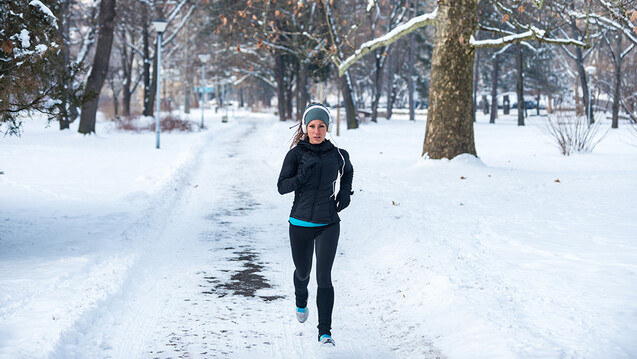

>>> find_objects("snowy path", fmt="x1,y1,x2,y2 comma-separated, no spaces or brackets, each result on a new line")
3,111,636,358
52,117,407,358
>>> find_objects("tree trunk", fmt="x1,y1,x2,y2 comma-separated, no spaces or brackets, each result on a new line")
285,81,293,120
121,27,133,117
274,53,286,121
611,34,622,129
422,0,477,159
146,44,158,117
408,0,419,122
340,72,358,129
57,0,77,130
515,43,525,126
385,48,395,120
296,61,309,122
473,48,479,122
408,23,415,121
503,95,510,114
575,46,587,117
490,54,499,123
370,48,385,123
142,8,152,117
184,85,191,113
78,0,116,134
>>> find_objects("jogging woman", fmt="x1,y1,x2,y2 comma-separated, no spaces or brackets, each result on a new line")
277,103,354,346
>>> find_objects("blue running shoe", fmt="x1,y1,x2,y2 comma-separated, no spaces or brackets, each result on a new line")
319,334,335,346
296,306,308,323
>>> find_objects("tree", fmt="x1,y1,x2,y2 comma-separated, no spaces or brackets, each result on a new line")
604,31,635,128
55,0,97,130
332,0,590,159
78,0,117,134
423,0,478,157
1,0,82,135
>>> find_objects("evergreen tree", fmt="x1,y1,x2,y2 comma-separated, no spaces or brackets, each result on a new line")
0,0,81,135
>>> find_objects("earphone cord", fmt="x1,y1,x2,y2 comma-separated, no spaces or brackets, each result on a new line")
328,132,346,199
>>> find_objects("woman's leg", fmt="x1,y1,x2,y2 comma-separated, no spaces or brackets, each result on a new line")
314,223,340,338
289,224,314,308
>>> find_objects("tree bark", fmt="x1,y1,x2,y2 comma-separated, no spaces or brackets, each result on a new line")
274,52,286,121
296,60,309,122
515,43,525,126
340,72,358,129
146,44,159,116
370,48,385,123
57,0,81,130
79,0,117,134
422,0,477,159
490,54,499,123
142,7,152,117
574,48,589,118
407,3,416,122
472,48,479,123
120,27,134,117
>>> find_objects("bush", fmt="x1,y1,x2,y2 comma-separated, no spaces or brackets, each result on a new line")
114,114,196,133
542,111,608,155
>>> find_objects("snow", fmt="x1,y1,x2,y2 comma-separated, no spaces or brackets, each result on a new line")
29,0,58,28
1,109,636,358
367,0,375,12
18,29,30,49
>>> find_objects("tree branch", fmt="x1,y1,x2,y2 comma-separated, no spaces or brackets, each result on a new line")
336,8,438,76
471,26,588,48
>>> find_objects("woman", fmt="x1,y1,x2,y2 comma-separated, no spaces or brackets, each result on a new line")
277,103,354,346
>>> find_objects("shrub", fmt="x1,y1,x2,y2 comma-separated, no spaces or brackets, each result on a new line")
114,114,196,133
542,111,608,155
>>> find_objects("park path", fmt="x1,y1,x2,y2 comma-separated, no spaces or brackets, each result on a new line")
54,115,413,359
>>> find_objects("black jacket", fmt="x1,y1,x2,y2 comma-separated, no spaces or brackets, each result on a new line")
277,139,354,224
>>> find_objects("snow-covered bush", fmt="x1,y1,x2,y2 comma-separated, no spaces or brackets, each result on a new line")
542,111,608,155
114,115,196,133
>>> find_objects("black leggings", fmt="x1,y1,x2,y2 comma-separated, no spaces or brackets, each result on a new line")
289,222,340,337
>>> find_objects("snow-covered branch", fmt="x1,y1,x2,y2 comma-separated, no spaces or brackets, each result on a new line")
621,43,635,59
336,8,438,76
162,0,199,46
471,26,588,48
233,71,276,89
29,0,58,29
567,8,637,45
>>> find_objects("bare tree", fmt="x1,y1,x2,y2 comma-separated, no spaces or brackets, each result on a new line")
79,0,117,134
332,0,591,159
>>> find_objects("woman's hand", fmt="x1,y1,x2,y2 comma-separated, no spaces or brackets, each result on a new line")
336,190,351,212
297,152,319,184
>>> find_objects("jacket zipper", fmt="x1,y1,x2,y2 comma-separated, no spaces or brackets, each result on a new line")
309,155,322,221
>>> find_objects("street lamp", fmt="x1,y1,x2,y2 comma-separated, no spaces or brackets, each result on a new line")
152,18,168,149
585,65,596,127
198,54,211,129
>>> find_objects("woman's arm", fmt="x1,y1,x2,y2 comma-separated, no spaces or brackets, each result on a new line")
277,150,300,195
277,149,319,195
336,150,354,212
340,150,354,194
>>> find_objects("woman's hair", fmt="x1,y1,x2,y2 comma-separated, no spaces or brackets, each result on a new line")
290,122,306,148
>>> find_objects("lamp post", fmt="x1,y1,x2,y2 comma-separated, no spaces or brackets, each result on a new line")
152,18,168,149
585,65,596,127
198,54,210,129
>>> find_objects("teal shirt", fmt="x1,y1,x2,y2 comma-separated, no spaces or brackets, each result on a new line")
289,217,329,227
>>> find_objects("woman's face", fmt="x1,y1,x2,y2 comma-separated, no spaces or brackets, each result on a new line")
307,119,327,144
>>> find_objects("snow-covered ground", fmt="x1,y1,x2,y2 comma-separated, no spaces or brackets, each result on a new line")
1,109,636,359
